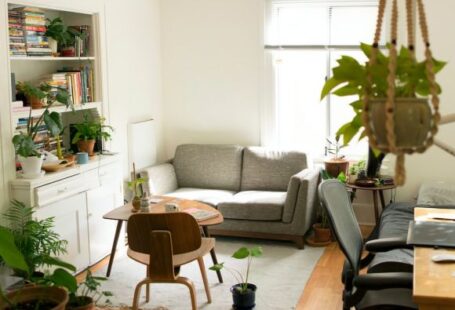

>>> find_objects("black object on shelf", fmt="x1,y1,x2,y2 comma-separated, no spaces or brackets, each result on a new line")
11,73,16,101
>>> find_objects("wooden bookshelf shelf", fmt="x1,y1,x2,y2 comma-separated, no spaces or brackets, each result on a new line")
12,101,102,119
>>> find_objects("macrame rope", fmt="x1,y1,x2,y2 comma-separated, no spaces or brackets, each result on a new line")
362,0,439,186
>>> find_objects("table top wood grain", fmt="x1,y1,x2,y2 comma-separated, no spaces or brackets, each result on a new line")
103,196,223,226
413,207,455,308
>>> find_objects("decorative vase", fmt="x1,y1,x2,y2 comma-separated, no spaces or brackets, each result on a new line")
313,223,331,243
77,139,96,156
140,196,149,212
132,196,141,212
18,155,44,177
231,283,256,310
0,286,69,310
324,158,349,178
369,98,432,149
48,38,58,56
61,46,76,57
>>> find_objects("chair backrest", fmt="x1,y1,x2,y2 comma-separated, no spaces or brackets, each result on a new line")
318,179,363,275
127,212,202,255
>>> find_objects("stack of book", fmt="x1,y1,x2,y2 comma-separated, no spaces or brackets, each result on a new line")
59,65,94,104
17,7,52,56
69,25,90,57
8,10,26,56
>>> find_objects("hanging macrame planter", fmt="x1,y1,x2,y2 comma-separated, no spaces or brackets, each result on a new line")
363,0,441,186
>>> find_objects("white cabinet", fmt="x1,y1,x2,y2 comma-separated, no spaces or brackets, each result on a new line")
10,155,123,272
35,192,90,272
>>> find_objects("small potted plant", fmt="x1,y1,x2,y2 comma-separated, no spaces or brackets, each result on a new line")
348,160,366,184
71,114,113,156
45,17,66,55
324,137,348,179
128,176,146,212
210,246,263,310
313,205,331,244
65,270,112,310
13,83,70,177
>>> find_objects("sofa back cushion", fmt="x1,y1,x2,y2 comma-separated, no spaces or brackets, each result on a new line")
173,144,244,191
241,147,308,191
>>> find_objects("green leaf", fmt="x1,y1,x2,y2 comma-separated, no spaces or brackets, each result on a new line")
0,227,29,274
320,77,344,100
333,85,360,96
333,56,364,81
232,247,250,259
41,256,76,272
321,169,332,180
44,111,63,137
337,171,347,183
209,263,224,271
250,246,263,257
49,268,77,293
349,100,363,111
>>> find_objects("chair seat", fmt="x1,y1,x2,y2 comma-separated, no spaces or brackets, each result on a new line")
357,288,417,309
128,237,215,267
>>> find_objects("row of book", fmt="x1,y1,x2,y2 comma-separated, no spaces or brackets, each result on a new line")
8,10,26,56
12,7,52,56
40,65,95,105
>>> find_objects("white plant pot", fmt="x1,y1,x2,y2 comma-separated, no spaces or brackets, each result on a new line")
48,38,58,55
18,155,43,177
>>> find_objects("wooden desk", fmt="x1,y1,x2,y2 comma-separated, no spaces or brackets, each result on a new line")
103,196,224,282
346,183,396,224
414,207,455,309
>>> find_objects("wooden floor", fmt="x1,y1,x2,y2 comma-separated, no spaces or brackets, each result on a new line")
296,225,374,310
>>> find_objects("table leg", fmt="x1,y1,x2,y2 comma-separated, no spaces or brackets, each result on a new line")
372,191,379,224
202,226,223,283
350,188,357,203
379,190,386,210
106,220,123,277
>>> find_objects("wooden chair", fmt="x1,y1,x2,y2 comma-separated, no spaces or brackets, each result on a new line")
127,212,215,310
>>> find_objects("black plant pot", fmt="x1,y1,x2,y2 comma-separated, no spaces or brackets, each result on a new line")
231,283,257,310
366,146,385,178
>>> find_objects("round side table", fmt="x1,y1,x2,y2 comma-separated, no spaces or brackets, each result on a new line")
345,183,397,224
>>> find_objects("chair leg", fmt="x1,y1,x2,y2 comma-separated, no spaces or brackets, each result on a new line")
197,256,212,303
146,266,150,303
175,276,197,310
132,278,153,310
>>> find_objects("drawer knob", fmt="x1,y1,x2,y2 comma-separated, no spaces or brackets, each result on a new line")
57,187,68,194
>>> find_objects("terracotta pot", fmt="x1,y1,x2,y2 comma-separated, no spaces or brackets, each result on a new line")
77,140,96,156
324,159,349,179
61,46,76,57
313,223,331,243
132,196,141,212
0,286,69,310
28,95,44,109
67,296,94,310
369,98,432,149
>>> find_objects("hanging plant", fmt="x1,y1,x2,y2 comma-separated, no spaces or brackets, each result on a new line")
321,0,446,185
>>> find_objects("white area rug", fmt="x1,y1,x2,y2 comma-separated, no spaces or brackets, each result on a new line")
96,237,324,310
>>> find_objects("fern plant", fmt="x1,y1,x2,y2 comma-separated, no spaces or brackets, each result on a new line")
2,200,74,278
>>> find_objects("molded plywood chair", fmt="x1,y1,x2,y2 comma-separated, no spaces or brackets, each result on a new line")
319,179,417,310
127,212,215,310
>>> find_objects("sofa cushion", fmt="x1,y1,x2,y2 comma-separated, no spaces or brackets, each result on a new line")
173,144,243,191
164,188,236,207
241,147,308,191
217,191,286,221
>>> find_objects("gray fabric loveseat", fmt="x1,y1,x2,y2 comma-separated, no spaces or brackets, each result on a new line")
140,144,320,248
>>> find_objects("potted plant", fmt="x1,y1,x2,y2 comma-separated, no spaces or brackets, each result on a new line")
45,17,86,57
71,114,113,156
320,43,445,181
348,160,366,184
313,205,331,244
127,176,146,212
13,83,70,177
324,137,348,179
65,270,112,310
210,246,263,310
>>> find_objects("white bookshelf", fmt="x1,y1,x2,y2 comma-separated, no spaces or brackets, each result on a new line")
10,56,96,61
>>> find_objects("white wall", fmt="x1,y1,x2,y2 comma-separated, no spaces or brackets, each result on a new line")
160,0,264,157
105,0,164,176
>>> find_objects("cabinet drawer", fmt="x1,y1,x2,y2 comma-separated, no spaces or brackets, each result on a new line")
97,162,121,185
34,175,88,207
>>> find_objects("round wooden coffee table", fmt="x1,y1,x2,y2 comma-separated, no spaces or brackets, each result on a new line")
103,196,224,282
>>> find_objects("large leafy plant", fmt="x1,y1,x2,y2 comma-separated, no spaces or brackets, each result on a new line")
45,17,86,48
71,114,113,144
13,82,70,157
210,246,263,294
320,43,446,146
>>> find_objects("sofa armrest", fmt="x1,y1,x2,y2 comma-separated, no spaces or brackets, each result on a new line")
140,163,178,196
286,168,320,234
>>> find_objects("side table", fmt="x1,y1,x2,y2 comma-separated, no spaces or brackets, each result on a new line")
345,183,396,224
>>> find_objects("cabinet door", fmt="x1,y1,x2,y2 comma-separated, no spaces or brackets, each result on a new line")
87,173,123,265
35,192,90,272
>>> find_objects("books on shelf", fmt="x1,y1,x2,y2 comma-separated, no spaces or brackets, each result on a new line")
8,10,26,56
58,65,95,104
183,208,218,222
69,25,90,57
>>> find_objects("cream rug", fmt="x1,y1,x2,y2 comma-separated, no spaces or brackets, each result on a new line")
95,237,324,310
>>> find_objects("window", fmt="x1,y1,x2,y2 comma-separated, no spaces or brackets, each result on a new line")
265,1,382,159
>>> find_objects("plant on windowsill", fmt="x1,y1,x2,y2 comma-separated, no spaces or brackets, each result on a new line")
210,246,263,310
71,113,113,156
320,43,445,183
13,82,70,177
324,137,349,179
